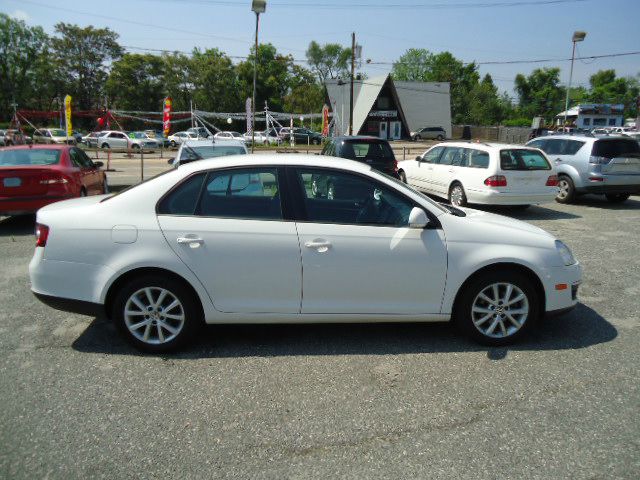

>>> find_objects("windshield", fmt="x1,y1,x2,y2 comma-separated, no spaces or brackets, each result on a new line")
342,140,396,163
129,132,147,139
0,149,61,166
180,145,246,161
500,149,550,170
50,129,66,137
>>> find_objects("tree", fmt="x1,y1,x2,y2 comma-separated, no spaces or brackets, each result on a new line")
305,41,352,83
161,53,193,112
190,48,241,112
467,74,507,125
283,64,324,114
514,67,565,120
51,23,123,111
0,13,50,117
106,53,165,111
587,69,639,117
236,43,293,112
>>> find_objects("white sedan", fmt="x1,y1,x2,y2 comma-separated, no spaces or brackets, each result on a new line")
398,142,558,207
30,155,581,352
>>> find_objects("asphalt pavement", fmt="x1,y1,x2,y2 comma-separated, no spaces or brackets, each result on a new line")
0,195,639,479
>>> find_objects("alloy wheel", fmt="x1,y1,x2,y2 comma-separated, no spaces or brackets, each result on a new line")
450,185,465,206
557,179,569,200
471,282,529,339
124,287,185,345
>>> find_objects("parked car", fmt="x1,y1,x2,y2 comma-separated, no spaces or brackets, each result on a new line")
282,127,323,145
98,130,157,150
213,131,246,143
81,131,103,148
168,131,198,147
399,142,558,208
526,135,640,203
0,129,6,146
0,145,107,216
244,130,280,146
32,128,76,145
3,129,30,146
29,153,582,352
411,126,446,141
144,130,171,148
186,126,211,139
171,139,248,167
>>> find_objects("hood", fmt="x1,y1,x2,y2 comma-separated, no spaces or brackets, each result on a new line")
441,206,556,249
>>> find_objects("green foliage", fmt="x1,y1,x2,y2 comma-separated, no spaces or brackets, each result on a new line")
514,67,565,120
107,53,165,111
502,118,532,127
587,70,639,117
305,41,352,83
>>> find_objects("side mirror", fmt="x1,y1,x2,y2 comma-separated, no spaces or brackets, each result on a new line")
94,161,104,168
167,158,175,165
408,207,429,229
415,155,422,162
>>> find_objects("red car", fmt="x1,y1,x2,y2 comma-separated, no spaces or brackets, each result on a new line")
0,145,107,216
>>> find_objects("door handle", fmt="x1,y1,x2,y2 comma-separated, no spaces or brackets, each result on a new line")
177,236,204,248
305,240,332,252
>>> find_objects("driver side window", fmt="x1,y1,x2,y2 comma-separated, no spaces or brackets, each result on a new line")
295,168,414,227
422,146,445,163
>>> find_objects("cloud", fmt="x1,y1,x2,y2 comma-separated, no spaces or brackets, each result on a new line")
10,10,30,22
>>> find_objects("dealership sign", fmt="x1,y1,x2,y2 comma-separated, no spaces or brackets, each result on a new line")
369,110,397,118
162,97,172,138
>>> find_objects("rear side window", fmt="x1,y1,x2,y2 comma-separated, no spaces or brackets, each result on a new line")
157,173,206,215
467,149,490,168
500,149,550,171
592,139,640,158
0,149,61,166
340,141,395,163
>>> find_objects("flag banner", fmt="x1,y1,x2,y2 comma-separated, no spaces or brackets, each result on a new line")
322,104,329,137
246,97,253,135
163,97,172,138
64,95,72,137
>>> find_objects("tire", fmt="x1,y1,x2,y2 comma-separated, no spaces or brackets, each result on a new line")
414,135,422,141
312,138,320,145
170,140,177,148
80,188,87,197
556,175,576,203
102,177,109,194
605,193,630,203
448,183,468,207
101,143,110,149
437,134,444,141
112,275,202,353
398,170,407,183
454,270,539,346
131,144,141,150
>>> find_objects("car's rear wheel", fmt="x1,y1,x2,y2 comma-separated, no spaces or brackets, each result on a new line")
312,138,320,145
101,143,110,149
556,175,576,203
113,275,201,353
132,144,140,150
454,271,539,345
437,134,444,141
605,193,630,203
398,170,407,183
449,183,467,207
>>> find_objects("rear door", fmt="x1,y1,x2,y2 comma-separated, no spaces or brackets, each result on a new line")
593,139,640,177
157,167,302,314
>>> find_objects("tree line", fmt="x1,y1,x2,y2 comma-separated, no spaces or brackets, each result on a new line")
1,13,638,130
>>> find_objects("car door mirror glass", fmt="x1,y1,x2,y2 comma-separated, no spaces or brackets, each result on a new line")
94,161,104,168
415,155,422,162
408,207,429,229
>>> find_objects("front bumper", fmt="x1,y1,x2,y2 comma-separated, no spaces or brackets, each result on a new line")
543,262,582,313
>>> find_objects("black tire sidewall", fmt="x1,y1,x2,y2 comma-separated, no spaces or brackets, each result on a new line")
454,270,539,346
112,275,202,353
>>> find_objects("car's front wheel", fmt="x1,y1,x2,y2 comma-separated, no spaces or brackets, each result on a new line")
454,270,539,345
414,135,422,141
113,275,202,353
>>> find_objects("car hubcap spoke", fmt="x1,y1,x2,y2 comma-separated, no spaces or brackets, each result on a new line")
124,287,185,345
471,282,529,339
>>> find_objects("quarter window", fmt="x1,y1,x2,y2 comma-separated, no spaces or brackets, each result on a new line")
157,173,206,215
295,168,414,227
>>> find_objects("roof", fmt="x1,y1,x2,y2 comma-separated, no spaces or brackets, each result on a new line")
430,141,545,151
394,81,451,133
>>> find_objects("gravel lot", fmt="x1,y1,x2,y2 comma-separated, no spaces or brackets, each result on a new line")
1,193,639,479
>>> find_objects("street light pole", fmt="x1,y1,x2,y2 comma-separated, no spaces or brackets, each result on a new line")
563,31,586,127
349,32,355,136
251,1,266,153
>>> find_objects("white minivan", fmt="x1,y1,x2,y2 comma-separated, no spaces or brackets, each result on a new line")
398,142,559,207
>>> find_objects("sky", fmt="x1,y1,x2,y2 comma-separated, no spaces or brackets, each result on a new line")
2,0,640,100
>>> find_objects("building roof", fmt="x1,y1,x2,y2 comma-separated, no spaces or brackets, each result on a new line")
394,81,450,132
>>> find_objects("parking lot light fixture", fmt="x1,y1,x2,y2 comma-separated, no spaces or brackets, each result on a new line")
251,1,266,153
563,30,587,126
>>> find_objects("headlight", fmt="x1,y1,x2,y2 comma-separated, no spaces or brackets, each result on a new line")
555,240,577,266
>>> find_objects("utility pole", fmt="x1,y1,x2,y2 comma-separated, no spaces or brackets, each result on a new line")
349,32,355,136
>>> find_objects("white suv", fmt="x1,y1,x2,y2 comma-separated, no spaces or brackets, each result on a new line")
398,142,558,207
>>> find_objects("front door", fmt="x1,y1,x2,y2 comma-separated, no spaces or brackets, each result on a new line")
390,121,401,140
292,167,448,314
379,121,388,140
157,167,302,314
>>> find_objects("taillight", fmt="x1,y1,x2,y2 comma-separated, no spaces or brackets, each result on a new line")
39,175,68,185
484,175,507,187
546,175,558,186
35,223,49,247
589,156,610,165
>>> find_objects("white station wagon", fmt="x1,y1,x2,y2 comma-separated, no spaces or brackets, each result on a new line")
398,142,559,207
30,155,581,352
